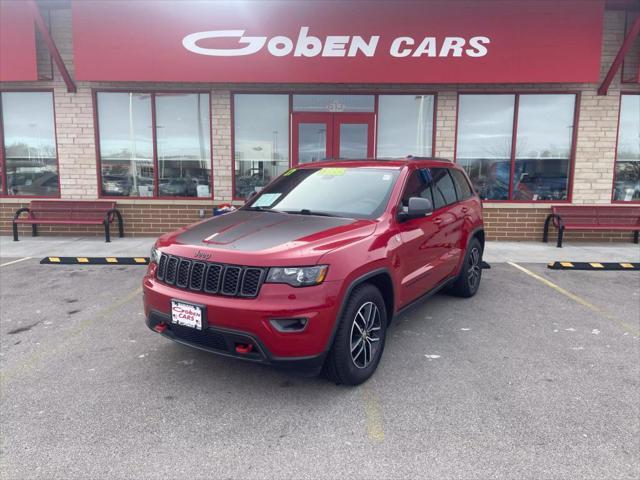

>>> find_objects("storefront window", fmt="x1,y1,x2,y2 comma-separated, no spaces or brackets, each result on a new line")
1,91,59,196
457,94,514,200
156,93,211,198
293,94,374,113
513,94,575,201
456,93,576,201
96,92,211,198
377,95,434,158
614,94,640,201
234,94,289,199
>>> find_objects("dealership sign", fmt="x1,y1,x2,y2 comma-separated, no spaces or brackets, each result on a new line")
0,1,38,82
72,0,604,84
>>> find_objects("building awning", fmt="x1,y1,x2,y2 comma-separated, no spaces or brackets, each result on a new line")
0,0,38,81
72,0,605,84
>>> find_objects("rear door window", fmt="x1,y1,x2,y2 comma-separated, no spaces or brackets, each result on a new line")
430,168,457,209
450,169,474,200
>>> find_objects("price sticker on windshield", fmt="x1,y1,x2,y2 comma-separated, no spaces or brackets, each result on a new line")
319,168,346,176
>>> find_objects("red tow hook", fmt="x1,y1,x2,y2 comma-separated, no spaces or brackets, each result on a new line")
153,323,167,333
235,343,254,354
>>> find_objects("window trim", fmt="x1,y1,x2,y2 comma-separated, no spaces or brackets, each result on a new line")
230,90,437,201
612,91,640,204
453,90,580,204
0,88,61,199
620,11,640,85
92,88,214,200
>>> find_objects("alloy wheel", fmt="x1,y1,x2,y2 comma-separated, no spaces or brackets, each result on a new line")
467,247,482,290
350,301,382,369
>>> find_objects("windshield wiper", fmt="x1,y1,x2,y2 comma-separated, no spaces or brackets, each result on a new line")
243,206,286,213
284,209,340,217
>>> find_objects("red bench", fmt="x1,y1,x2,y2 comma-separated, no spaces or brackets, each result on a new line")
13,201,124,243
543,205,640,247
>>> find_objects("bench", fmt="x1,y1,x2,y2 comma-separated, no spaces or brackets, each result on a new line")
13,201,124,242
543,205,640,248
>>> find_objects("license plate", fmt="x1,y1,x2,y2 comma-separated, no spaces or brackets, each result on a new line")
171,300,203,330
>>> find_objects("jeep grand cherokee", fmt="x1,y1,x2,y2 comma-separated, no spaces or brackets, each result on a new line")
143,158,484,385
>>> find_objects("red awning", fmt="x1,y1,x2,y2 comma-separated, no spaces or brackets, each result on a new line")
0,0,38,82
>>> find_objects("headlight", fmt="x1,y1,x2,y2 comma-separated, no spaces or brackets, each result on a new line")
150,245,162,264
266,265,328,287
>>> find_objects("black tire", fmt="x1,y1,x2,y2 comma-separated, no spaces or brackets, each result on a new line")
448,237,483,298
322,284,388,386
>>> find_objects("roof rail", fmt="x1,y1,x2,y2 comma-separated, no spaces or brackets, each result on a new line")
405,155,452,162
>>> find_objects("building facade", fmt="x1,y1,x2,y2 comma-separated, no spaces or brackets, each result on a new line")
0,0,638,241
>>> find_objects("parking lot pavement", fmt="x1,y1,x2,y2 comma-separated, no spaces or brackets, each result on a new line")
0,259,638,480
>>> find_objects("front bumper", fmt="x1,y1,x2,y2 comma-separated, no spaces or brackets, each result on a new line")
142,269,343,370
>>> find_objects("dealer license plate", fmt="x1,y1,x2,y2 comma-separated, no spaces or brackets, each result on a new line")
171,300,203,330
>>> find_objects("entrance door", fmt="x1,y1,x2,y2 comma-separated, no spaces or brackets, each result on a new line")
292,113,374,164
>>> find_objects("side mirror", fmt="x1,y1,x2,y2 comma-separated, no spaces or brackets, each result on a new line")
398,197,433,222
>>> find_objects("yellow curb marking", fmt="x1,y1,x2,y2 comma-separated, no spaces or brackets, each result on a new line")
620,263,634,269
77,257,89,263
590,262,604,269
560,262,574,268
509,262,639,336
106,257,118,263
48,257,60,263
134,257,147,263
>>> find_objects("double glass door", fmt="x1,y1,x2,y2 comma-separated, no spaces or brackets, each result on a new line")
292,113,375,164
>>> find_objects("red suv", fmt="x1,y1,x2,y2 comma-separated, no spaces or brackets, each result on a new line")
143,158,484,385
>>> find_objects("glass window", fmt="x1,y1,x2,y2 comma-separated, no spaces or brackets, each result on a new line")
377,95,434,158
1,91,58,196
234,94,289,199
293,94,374,112
339,124,368,159
450,169,474,200
156,93,211,198
97,92,153,197
96,92,212,198
456,93,576,202
456,95,514,200
401,169,434,208
431,168,457,208
614,94,640,201
245,167,399,219
513,94,575,201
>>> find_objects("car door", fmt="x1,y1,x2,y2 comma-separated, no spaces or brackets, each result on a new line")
395,169,449,307
428,167,465,278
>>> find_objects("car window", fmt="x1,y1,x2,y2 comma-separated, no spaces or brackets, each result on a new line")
450,169,474,200
400,169,433,208
430,168,457,208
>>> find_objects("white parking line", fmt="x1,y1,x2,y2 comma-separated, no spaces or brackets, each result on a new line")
0,257,31,268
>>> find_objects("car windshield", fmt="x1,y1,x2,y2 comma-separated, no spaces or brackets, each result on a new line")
244,167,400,219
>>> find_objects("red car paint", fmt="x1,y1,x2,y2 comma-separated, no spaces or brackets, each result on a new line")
143,159,483,371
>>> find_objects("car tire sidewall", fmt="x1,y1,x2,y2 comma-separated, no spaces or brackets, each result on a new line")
462,238,483,296
331,284,388,386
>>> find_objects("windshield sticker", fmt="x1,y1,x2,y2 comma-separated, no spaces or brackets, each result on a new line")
319,167,346,176
252,193,281,207
283,168,296,176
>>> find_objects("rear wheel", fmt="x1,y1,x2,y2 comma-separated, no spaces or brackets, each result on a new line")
448,237,483,298
323,284,388,386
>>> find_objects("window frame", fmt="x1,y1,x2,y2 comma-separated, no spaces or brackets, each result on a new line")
454,91,580,204
0,88,61,198
93,89,214,200
230,91,437,201
612,91,640,204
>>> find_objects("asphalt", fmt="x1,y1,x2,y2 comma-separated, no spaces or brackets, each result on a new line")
0,258,638,479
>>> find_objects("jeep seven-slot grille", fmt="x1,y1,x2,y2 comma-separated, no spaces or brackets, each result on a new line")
156,253,265,298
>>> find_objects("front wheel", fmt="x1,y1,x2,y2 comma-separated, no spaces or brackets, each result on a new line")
448,237,483,298
322,284,388,386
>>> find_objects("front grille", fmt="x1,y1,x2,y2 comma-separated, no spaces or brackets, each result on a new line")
156,253,266,298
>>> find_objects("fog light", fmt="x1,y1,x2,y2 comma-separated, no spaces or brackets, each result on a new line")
270,318,308,332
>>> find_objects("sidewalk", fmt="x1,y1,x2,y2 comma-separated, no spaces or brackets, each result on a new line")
1,235,638,263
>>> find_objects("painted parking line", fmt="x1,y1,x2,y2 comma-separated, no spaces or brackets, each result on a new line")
362,382,385,442
0,257,32,268
509,262,639,336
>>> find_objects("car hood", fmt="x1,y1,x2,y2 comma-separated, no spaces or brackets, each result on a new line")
163,210,377,265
